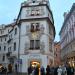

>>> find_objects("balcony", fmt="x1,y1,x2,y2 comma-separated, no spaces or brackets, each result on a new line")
7,38,13,43
26,25,44,35
6,52,11,57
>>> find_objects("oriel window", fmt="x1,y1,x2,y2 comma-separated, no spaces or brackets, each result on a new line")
30,40,40,50
36,23,40,31
30,40,34,49
31,23,35,32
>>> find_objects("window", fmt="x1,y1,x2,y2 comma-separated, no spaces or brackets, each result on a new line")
14,42,16,51
8,47,11,52
5,38,6,41
30,40,34,49
36,23,40,31
4,46,6,51
8,29,9,33
1,38,2,42
31,7,40,16
10,47,11,52
2,55,5,61
1,30,4,34
56,48,57,51
31,10,35,16
35,40,40,49
31,23,40,32
36,10,40,15
31,24,35,32
14,28,17,35
0,46,1,51
30,40,40,49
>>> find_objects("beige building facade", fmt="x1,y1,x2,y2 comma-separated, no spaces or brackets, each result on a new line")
59,3,75,67
0,0,55,73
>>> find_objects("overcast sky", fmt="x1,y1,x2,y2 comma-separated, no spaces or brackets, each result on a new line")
0,0,75,41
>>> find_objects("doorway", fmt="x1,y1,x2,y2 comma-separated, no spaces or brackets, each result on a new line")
31,61,40,68
30,60,40,75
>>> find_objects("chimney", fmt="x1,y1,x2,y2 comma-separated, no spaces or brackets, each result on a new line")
63,12,67,20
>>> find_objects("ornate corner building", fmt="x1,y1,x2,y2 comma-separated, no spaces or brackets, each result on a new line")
0,0,55,73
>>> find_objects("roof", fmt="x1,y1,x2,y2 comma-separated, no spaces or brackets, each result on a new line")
59,3,75,35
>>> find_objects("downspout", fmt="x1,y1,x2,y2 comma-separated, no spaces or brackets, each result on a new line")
18,23,21,73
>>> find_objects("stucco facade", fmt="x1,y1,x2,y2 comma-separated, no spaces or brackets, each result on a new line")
54,42,61,66
0,0,55,73
59,3,75,67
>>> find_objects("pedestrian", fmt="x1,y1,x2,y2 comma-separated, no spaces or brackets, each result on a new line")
50,66,55,75
40,66,45,75
28,64,33,75
46,65,51,75
54,66,58,75
62,64,67,75
4,67,7,75
66,64,71,75
57,65,62,75
71,66,74,75
15,64,18,73
32,67,35,75
34,66,39,75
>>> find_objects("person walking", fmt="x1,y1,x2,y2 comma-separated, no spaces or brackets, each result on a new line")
34,66,39,75
71,66,74,75
54,66,58,75
57,66,62,75
14,63,18,75
40,66,45,75
66,64,71,75
62,65,67,75
28,64,33,75
46,65,51,75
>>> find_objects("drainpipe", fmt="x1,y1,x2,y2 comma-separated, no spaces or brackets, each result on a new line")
18,23,21,74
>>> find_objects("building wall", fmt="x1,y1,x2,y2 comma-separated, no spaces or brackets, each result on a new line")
54,42,61,66
0,0,55,73
59,3,75,67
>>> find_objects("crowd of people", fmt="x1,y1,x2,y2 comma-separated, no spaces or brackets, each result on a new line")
0,63,18,74
28,63,75,75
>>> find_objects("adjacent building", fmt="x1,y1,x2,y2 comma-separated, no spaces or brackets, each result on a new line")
54,42,61,66
0,0,55,74
59,3,75,67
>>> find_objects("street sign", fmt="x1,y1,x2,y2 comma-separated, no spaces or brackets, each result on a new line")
17,59,22,64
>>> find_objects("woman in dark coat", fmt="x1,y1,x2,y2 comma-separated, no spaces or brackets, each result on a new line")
40,66,45,75
46,65,51,75
34,66,39,75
